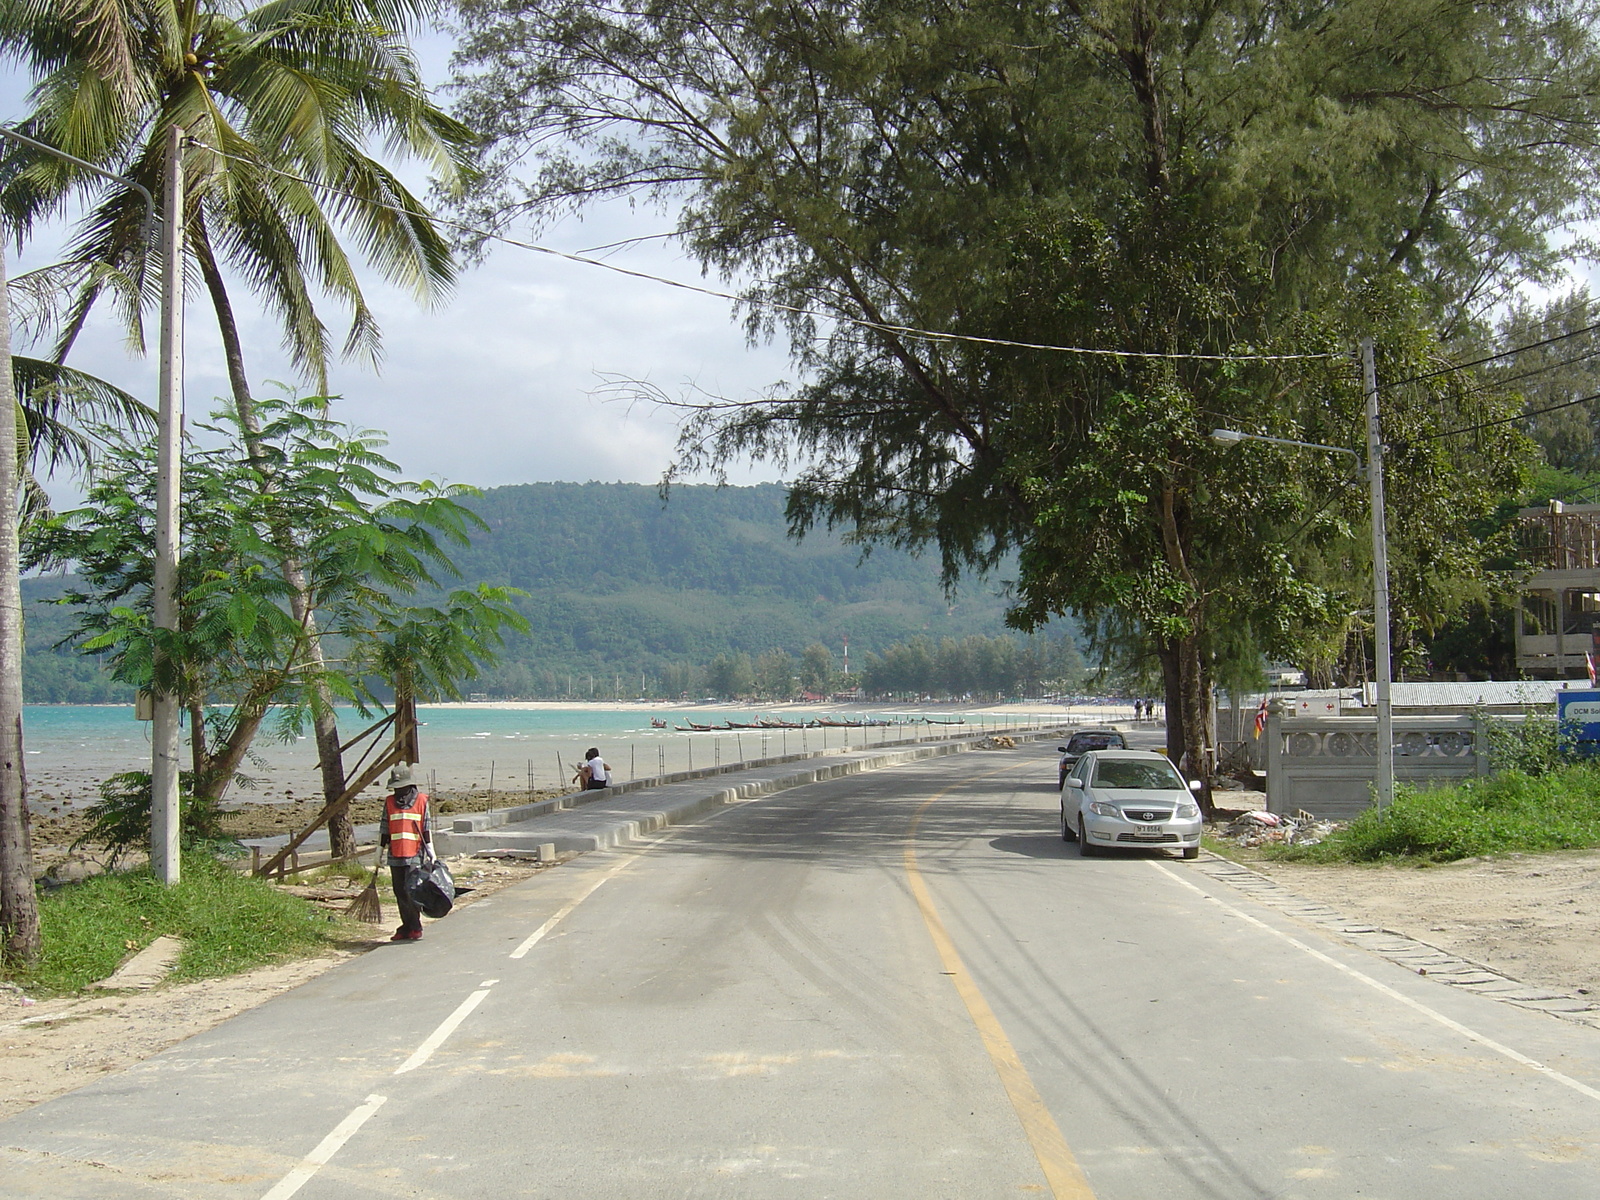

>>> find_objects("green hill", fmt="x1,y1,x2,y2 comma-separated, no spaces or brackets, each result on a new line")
449,482,1032,696
24,481,1055,701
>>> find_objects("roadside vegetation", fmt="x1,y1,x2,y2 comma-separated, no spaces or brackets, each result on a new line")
1230,712,1600,866
1251,766,1600,865
5,856,344,996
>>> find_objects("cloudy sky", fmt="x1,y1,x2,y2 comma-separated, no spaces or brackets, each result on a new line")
3,30,792,505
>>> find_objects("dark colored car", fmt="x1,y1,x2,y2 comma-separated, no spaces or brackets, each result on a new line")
1057,729,1127,788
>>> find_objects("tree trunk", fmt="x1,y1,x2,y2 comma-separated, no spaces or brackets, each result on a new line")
0,234,40,965
1157,634,1213,816
187,700,208,779
1158,638,1184,762
1180,636,1213,816
195,234,352,856
195,701,273,803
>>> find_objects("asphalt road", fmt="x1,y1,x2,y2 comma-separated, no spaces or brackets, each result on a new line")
5,739,1600,1198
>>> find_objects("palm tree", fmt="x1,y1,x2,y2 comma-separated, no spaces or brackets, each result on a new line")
0,0,478,856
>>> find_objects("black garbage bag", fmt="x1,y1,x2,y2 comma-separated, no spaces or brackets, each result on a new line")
407,853,456,919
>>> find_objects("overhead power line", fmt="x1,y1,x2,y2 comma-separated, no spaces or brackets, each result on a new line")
1388,318,1600,389
1446,341,1600,402
1427,387,1600,441
179,139,1335,364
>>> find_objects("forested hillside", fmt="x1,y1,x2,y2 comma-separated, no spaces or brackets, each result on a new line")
25,482,1067,701
22,575,133,703
450,482,1036,696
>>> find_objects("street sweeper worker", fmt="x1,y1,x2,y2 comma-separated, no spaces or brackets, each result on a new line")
380,763,431,942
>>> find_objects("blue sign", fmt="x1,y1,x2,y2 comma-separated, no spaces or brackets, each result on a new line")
1557,688,1600,757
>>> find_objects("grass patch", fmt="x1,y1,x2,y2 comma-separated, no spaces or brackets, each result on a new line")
8,855,345,995
299,860,376,886
1262,763,1600,864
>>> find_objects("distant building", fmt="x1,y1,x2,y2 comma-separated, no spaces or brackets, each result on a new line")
1514,502,1600,678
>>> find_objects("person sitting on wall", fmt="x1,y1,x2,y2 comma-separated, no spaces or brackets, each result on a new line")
580,747,611,790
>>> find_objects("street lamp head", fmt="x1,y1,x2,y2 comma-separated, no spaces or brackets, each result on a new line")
1210,428,1246,445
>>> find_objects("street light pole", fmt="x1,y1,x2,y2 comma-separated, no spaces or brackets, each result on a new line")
1361,338,1395,807
151,125,185,884
1211,337,1396,808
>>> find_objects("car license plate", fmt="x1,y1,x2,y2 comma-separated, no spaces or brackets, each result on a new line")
1136,825,1163,836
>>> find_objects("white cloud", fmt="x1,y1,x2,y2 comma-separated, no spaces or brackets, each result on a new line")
1,40,792,503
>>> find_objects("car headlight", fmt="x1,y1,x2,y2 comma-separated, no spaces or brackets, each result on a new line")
1178,803,1200,819
1089,801,1120,817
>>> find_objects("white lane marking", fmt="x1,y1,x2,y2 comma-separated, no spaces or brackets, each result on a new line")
509,856,636,959
393,988,493,1075
480,978,499,987
1151,860,1600,1104
259,1093,387,1200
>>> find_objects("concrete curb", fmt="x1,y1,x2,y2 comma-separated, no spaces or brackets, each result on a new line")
432,729,1060,858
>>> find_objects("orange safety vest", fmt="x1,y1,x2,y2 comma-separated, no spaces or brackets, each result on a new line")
384,791,429,858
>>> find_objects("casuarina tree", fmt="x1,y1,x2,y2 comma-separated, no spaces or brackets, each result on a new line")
450,0,1592,783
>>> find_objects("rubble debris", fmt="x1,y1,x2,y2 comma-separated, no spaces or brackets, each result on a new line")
1216,809,1341,848
977,736,1017,749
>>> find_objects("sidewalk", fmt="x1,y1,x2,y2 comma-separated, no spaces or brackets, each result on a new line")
431,729,1062,859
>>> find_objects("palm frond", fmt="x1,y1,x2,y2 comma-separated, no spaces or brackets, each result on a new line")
12,355,153,471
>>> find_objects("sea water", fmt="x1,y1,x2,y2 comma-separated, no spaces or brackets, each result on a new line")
20,703,1060,809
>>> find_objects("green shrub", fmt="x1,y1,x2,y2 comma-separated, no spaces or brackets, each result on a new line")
1479,706,1572,776
9,856,338,994
1270,763,1600,863
74,771,241,866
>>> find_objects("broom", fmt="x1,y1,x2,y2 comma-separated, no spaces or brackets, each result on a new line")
346,858,384,924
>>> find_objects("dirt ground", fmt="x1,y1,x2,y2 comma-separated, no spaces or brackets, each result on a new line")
1242,849,1600,999
0,853,545,1120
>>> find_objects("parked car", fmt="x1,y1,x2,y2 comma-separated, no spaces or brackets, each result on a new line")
1056,729,1127,787
1061,749,1203,859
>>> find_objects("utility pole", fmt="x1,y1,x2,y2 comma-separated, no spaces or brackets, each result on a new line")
151,125,185,884
1361,338,1395,807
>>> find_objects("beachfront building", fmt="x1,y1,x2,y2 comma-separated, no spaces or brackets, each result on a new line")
1515,501,1600,678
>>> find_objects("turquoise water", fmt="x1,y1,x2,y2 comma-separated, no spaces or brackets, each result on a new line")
21,703,1065,807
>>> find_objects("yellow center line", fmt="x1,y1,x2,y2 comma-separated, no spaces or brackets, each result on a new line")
904,778,1098,1200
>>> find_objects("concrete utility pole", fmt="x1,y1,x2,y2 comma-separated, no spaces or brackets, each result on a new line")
1361,338,1395,807
151,125,186,884
0,127,164,903
1212,338,1395,810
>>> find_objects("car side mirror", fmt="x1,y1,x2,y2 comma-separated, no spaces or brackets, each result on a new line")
1057,746,1068,753
1188,779,1203,792
1064,779,1083,789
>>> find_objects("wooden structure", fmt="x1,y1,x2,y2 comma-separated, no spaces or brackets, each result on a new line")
1514,503,1600,678
253,694,419,878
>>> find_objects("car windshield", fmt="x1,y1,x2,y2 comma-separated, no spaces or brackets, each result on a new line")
1091,759,1185,791
1068,733,1124,753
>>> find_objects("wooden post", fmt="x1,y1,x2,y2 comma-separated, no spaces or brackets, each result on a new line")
254,693,418,878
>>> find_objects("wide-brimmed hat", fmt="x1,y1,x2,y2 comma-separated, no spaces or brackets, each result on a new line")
387,763,416,788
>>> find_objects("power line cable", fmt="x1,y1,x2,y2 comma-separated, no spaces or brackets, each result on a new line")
1449,341,1600,401
183,138,1336,364
1426,387,1600,442
1387,318,1600,389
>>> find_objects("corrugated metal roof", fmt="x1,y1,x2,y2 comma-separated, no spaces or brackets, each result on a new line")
1360,681,1561,708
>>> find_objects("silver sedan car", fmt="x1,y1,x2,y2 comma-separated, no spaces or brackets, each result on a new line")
1060,749,1203,859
